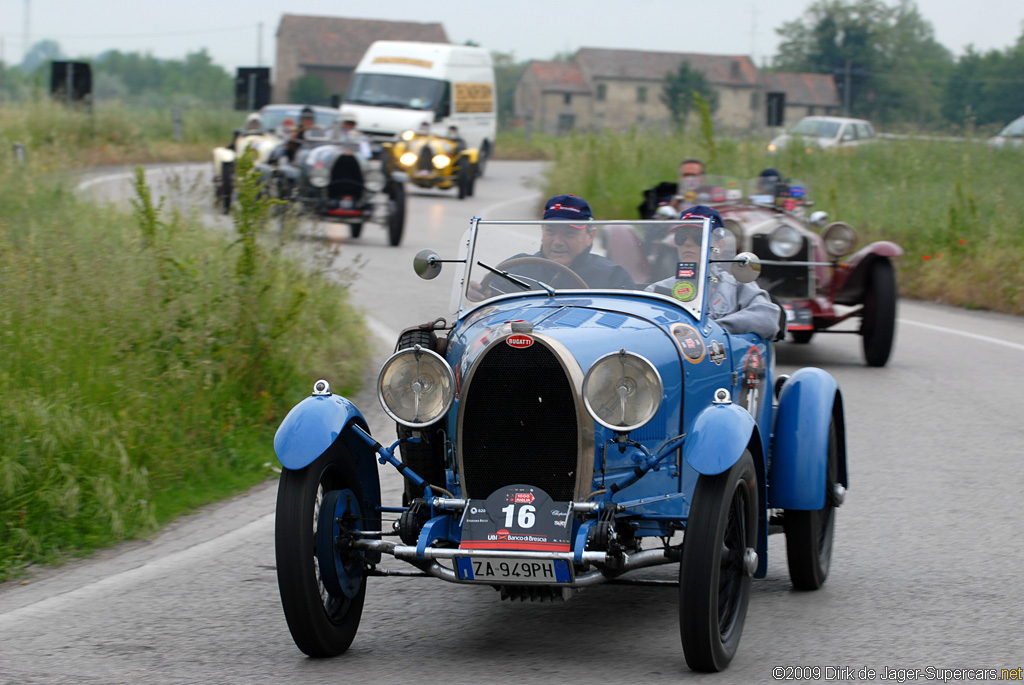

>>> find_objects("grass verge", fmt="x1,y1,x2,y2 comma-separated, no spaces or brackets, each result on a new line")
0,149,368,581
543,129,1024,314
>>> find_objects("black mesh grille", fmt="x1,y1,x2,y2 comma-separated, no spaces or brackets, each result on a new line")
460,342,579,502
752,234,811,299
329,154,364,199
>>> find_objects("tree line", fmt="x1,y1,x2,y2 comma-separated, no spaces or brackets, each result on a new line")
2,1,1022,131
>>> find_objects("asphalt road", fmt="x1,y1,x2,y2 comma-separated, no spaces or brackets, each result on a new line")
1,161,1022,684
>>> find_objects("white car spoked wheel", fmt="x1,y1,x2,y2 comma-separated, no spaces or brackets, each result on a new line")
679,451,757,672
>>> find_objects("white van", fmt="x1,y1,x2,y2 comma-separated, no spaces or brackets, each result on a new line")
344,41,497,174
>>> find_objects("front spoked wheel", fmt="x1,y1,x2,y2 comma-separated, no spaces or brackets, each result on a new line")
275,442,367,657
680,451,758,672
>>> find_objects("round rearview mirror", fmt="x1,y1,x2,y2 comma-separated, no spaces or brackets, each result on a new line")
809,210,829,227
413,249,442,280
732,252,762,283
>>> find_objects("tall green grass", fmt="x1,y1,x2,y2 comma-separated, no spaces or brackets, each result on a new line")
0,153,368,580
545,130,1024,314
0,101,242,168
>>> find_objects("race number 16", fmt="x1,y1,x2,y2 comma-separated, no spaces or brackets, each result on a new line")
501,504,536,528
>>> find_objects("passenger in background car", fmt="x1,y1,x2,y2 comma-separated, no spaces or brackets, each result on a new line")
645,205,782,340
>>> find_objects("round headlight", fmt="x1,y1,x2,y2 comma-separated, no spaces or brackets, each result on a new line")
432,154,451,169
768,224,803,258
377,346,455,428
583,349,663,432
401,130,416,141
822,221,858,257
399,152,418,167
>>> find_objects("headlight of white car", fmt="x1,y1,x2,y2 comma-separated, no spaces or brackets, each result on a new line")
378,346,455,428
309,161,330,188
432,154,451,169
768,224,803,258
822,221,858,257
583,349,663,432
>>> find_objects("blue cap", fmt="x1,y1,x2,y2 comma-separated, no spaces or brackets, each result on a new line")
543,194,593,221
680,205,724,230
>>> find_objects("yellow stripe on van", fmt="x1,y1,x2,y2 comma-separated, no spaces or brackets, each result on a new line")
455,82,494,113
372,57,434,68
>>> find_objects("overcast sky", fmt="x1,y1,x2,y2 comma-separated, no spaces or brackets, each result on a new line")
2,0,1022,71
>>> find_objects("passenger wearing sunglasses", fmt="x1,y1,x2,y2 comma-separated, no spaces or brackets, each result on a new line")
645,206,781,340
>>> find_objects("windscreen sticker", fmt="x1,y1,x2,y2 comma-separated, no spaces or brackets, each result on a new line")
672,281,697,302
671,323,706,364
676,261,697,279
708,340,727,366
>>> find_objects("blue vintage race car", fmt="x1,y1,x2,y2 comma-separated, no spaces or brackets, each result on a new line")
272,217,848,672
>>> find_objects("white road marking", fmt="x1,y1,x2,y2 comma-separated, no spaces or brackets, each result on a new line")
76,171,135,191
0,513,274,623
899,318,1024,352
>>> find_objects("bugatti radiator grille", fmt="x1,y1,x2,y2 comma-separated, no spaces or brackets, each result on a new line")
459,342,579,502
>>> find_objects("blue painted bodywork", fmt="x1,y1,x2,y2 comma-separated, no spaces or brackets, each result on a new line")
769,367,848,509
274,271,843,582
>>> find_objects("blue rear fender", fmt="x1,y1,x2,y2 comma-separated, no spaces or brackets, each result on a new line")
769,367,847,510
273,393,382,521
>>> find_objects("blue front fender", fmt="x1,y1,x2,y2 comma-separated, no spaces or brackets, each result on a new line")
274,394,369,470
770,368,847,509
685,403,757,476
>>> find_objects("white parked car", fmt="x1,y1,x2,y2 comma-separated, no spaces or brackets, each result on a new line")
987,114,1024,149
768,116,877,153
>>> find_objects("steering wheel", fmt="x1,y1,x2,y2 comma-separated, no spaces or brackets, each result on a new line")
481,256,589,293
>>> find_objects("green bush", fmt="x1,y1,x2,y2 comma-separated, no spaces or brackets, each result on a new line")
0,157,368,580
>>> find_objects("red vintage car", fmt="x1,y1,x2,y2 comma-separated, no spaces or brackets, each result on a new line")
618,174,902,366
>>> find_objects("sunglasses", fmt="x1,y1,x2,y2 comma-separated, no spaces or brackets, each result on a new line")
674,227,704,246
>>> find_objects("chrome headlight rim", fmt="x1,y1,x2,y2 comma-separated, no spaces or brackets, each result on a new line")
822,221,858,257
768,224,803,258
377,345,455,428
582,349,664,433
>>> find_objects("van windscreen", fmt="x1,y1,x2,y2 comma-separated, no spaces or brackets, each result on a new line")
346,74,446,111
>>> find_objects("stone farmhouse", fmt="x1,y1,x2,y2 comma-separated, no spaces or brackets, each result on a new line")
273,15,449,103
514,47,839,136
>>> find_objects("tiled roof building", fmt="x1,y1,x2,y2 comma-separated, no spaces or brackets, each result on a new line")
274,14,449,103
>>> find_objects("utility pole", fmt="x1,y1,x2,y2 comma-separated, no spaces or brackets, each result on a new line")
257,22,263,66
24,0,31,62
843,60,852,116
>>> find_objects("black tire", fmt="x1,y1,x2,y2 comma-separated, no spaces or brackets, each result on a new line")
349,223,363,239
861,258,897,367
783,418,839,590
457,159,470,200
275,442,367,657
467,165,477,197
220,161,234,215
790,330,814,344
680,451,758,672
387,182,406,247
395,330,447,504
475,142,489,178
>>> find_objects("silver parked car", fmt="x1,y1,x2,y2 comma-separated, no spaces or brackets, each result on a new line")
768,116,877,153
987,114,1024,149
